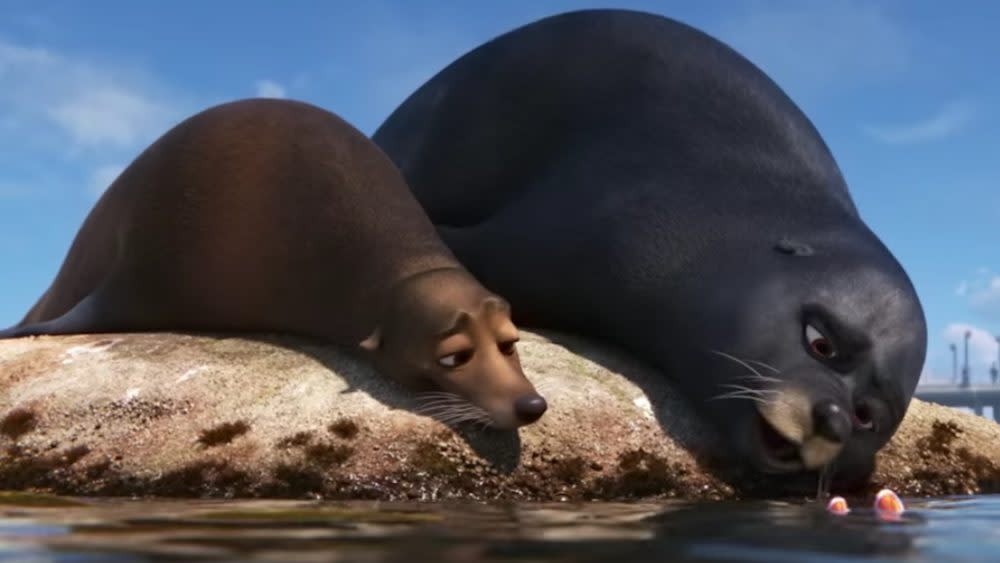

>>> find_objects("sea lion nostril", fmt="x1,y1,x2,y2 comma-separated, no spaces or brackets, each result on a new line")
854,401,875,431
812,399,852,443
514,395,548,423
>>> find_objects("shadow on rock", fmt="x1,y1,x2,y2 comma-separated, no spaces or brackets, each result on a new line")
209,332,524,473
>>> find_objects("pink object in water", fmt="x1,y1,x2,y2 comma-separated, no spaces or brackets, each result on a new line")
826,496,850,515
874,489,905,516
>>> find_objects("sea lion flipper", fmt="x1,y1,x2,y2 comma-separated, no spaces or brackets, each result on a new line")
0,326,21,339
0,291,122,339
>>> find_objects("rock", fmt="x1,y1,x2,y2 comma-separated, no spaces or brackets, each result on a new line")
0,331,997,500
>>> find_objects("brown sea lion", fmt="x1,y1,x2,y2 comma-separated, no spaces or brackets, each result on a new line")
0,98,547,429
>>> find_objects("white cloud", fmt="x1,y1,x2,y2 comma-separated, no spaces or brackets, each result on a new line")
715,1,908,95
254,79,287,99
970,276,1000,318
0,37,181,151
956,281,969,297
943,323,999,381
956,270,1000,321
863,101,976,145
89,163,125,197
50,87,173,148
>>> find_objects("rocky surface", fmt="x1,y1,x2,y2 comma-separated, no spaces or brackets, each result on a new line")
0,331,997,500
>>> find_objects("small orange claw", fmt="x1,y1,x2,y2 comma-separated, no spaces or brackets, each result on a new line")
826,496,850,515
874,489,904,515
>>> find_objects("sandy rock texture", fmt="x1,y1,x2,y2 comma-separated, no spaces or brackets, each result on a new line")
0,331,996,500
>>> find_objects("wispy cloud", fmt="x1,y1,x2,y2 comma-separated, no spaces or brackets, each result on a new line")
89,163,125,197
0,37,187,201
254,79,287,99
955,269,1000,321
50,88,174,148
0,37,182,152
863,101,976,145
956,281,969,297
715,1,908,96
970,277,1000,320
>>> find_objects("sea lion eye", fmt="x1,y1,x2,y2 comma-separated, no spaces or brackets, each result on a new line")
498,339,518,356
805,324,836,359
438,349,474,368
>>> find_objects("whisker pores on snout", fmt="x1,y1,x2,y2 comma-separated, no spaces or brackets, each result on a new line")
415,391,496,428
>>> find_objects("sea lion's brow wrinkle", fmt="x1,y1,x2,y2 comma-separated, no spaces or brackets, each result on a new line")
438,311,471,337
483,296,511,313
372,8,926,488
775,238,814,256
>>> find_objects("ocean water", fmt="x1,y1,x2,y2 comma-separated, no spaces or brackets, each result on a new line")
0,493,998,562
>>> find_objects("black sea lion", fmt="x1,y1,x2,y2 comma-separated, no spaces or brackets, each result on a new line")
374,9,927,489
0,98,547,429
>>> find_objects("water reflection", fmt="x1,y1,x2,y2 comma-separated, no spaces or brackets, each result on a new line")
0,494,993,562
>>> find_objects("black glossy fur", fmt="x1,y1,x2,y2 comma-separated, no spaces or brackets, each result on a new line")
374,9,927,490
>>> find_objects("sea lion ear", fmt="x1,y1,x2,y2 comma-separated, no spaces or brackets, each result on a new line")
359,327,382,352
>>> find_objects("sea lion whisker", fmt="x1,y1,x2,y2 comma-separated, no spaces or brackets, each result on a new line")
420,404,482,417
441,409,491,427
415,391,465,400
415,398,471,410
717,383,779,396
415,396,469,407
733,373,782,384
711,388,780,405
418,406,485,421
744,359,781,375
466,409,495,430
415,395,471,407
710,393,774,406
415,403,472,415
435,413,475,426
434,404,486,419
417,406,475,418
710,350,772,384
712,388,764,399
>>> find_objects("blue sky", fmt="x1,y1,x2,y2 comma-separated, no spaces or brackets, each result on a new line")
1,0,997,384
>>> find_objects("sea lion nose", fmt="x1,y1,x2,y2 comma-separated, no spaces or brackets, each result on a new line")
514,394,548,423
812,399,852,443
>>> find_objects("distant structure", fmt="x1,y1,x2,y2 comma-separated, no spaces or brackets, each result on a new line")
918,335,1000,421
994,335,1000,386
961,330,971,388
950,343,958,384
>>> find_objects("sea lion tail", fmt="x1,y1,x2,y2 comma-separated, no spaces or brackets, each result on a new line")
0,322,47,339
0,325,20,339
0,293,115,340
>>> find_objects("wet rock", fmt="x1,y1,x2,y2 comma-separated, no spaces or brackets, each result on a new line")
0,331,996,500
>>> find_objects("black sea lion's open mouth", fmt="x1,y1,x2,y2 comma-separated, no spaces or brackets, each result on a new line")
755,414,804,472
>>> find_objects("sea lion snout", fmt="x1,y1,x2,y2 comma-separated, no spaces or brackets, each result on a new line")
754,384,856,471
367,269,548,430
514,394,548,424
811,399,852,444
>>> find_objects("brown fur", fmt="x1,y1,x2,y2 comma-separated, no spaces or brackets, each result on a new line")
3,98,545,428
